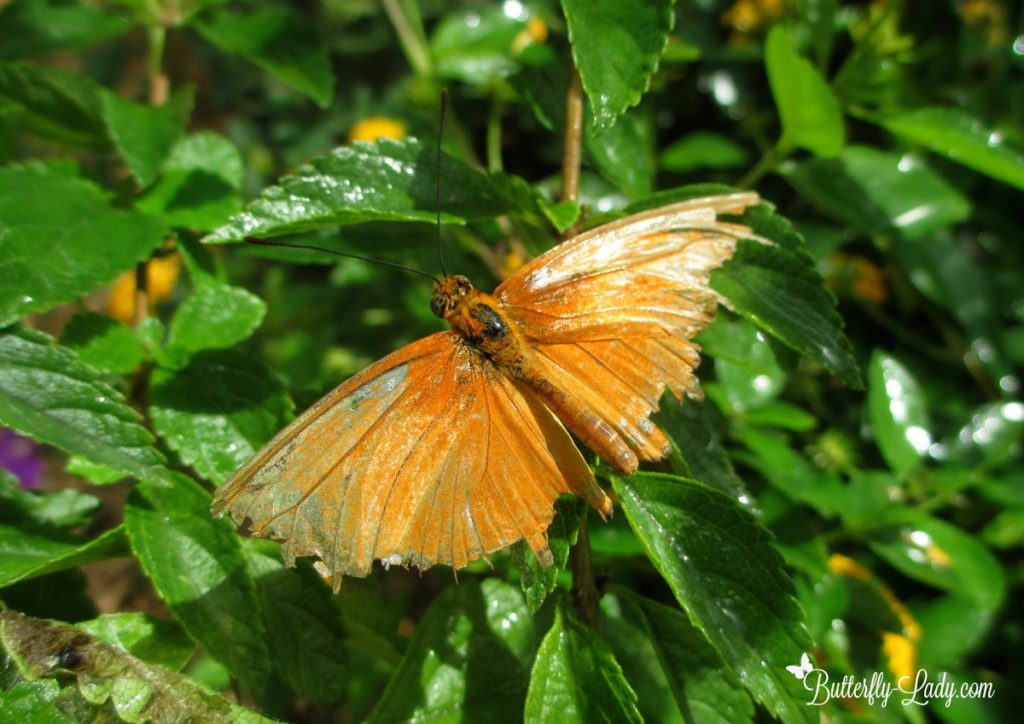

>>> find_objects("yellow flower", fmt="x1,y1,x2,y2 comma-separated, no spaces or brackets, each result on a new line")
959,0,1008,46
882,632,917,684
106,253,181,324
348,117,407,144
722,0,783,42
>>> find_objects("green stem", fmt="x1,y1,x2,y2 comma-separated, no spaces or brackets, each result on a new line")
737,138,791,189
382,0,432,78
486,89,503,173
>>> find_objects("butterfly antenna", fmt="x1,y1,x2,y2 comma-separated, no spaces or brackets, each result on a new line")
244,237,440,284
436,88,449,278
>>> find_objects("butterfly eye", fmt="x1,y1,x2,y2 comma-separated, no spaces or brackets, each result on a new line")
430,293,449,318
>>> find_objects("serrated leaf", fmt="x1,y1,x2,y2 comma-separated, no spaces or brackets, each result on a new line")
194,5,334,108
764,25,844,157
868,351,931,475
0,609,272,723
242,539,348,704
205,138,522,243
611,472,814,724
368,579,535,723
781,146,971,240
61,312,144,376
99,86,193,187
561,0,674,134
0,328,169,483
602,587,753,724
0,524,127,588
77,613,195,672
0,0,131,60
0,62,107,148
124,473,272,692
513,496,585,613
712,205,861,388
524,601,642,722
0,166,169,325
149,349,293,485
135,131,244,231
867,508,1006,611
165,284,266,360
871,106,1024,191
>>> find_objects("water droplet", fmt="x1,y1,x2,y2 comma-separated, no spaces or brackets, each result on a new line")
1014,35,1024,55
502,0,526,20
1004,402,1024,422
905,425,932,453
987,131,1004,147
999,375,1020,393
465,12,480,28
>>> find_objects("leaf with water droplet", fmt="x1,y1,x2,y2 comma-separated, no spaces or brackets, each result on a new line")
868,351,932,475
610,472,815,723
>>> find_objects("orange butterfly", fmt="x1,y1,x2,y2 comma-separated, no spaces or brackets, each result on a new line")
213,192,760,586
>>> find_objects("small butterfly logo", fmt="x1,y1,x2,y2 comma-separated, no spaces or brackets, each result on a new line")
786,652,814,680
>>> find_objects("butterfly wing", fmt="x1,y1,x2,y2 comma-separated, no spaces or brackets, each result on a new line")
213,331,609,584
496,193,760,470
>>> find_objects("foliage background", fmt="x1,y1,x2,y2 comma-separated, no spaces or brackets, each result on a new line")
1,0,1022,721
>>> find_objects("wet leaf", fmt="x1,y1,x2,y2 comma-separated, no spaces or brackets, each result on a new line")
868,351,932,475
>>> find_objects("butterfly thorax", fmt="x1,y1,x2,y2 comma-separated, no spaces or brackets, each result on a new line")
431,275,526,369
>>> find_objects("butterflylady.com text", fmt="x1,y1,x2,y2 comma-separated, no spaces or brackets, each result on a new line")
801,668,994,708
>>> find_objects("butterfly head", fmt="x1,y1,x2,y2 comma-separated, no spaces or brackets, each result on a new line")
430,275,474,319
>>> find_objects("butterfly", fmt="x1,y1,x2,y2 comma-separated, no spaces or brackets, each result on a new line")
786,652,814,680
213,192,760,587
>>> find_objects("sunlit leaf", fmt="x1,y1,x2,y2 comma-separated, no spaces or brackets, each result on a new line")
525,601,641,722
612,472,814,723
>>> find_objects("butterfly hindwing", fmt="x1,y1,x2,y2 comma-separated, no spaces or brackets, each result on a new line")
213,332,609,583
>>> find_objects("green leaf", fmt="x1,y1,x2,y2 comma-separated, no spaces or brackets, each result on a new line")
867,508,1006,610
660,131,750,173
0,165,168,324
950,402,1024,468
0,62,107,148
513,496,585,613
149,349,293,485
165,283,266,360
194,5,334,108
61,312,145,376
242,539,348,704
99,86,193,187
602,587,753,724
0,609,272,723
781,146,971,240
0,677,79,723
561,0,674,134
654,396,752,505
524,601,642,723
205,138,521,243
699,315,786,412
871,107,1024,191
732,426,847,516
336,584,404,667
0,0,131,60
711,235,861,388
0,524,127,588
764,25,844,157
431,3,532,83
0,471,101,529
868,351,931,475
585,109,653,200
913,595,995,670
135,131,244,231
77,612,195,672
124,473,272,692
0,328,169,483
368,579,535,723
611,472,814,723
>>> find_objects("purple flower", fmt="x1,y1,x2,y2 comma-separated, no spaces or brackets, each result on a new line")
0,428,45,489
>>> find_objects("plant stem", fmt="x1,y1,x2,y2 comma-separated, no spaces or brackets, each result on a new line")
382,0,432,78
559,63,600,627
146,25,168,107
486,88,503,173
737,138,790,189
559,67,584,239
